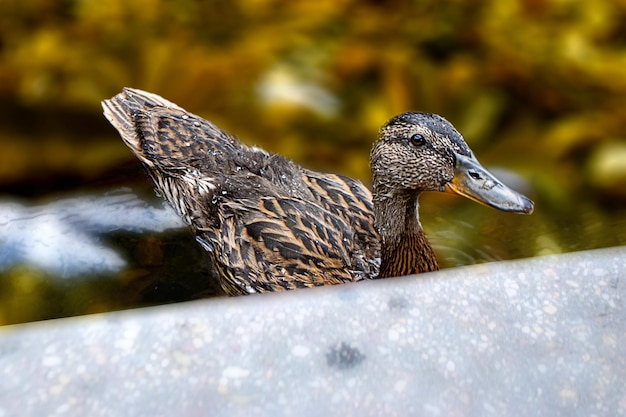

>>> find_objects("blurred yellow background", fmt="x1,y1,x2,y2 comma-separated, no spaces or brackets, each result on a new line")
1,0,625,324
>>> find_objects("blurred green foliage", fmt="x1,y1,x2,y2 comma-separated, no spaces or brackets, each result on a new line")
1,0,625,324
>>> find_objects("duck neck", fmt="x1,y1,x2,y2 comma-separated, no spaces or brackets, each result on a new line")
373,192,439,278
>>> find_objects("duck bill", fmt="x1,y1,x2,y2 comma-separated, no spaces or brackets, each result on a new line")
444,153,534,214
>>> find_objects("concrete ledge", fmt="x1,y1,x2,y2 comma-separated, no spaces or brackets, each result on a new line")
1,247,625,416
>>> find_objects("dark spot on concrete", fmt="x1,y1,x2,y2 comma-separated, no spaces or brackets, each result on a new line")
326,342,365,370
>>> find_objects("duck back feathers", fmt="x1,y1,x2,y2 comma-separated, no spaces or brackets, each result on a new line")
103,88,380,295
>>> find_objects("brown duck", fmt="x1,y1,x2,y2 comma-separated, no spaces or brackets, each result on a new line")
102,88,533,295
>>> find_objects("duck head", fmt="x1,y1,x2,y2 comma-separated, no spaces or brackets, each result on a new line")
370,112,534,214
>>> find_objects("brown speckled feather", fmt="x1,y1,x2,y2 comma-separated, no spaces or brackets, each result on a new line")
103,88,380,295
103,88,534,295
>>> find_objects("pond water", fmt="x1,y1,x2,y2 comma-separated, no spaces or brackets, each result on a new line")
1,175,624,325
2,0,626,328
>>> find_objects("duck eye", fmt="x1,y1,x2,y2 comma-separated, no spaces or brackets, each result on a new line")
410,134,426,146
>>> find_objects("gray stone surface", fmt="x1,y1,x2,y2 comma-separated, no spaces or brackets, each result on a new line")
1,247,625,417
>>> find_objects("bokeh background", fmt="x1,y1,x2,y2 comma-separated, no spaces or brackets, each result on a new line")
1,0,625,324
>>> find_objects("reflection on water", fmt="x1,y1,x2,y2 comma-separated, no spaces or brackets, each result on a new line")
0,189,224,325
0,189,185,277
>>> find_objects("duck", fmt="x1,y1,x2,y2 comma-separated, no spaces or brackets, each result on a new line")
102,88,534,296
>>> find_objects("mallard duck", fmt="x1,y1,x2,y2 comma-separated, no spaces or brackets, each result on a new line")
102,88,533,295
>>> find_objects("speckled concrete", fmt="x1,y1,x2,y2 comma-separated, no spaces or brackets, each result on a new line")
1,247,625,417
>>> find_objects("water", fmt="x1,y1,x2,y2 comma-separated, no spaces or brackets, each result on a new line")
0,189,221,324
1,186,623,325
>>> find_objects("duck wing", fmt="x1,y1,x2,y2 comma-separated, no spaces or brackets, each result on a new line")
102,88,380,294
